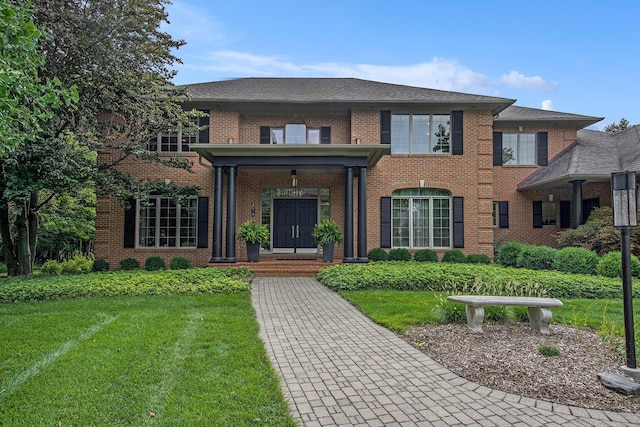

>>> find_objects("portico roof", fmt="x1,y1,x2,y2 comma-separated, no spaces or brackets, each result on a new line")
190,143,390,168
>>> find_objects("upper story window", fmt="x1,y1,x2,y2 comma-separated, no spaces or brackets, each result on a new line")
391,113,450,154
270,124,320,145
147,119,198,153
502,133,535,165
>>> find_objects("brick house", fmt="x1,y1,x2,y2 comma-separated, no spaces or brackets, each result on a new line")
95,77,635,267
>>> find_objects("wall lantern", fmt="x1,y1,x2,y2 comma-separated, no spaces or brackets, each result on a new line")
611,171,639,377
291,169,298,188
227,137,234,144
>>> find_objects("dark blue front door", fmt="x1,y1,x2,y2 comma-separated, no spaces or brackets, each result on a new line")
273,199,318,250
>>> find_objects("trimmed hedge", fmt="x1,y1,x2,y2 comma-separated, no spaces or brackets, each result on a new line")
442,249,466,263
367,248,388,262
466,254,491,264
497,242,524,267
516,245,557,270
553,247,598,275
170,257,191,270
0,267,252,303
414,249,438,263
316,262,638,299
388,248,412,261
92,258,110,272
120,258,140,270
145,256,166,271
597,251,640,278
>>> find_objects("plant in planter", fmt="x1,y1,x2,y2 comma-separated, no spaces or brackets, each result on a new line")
312,219,343,262
237,221,270,262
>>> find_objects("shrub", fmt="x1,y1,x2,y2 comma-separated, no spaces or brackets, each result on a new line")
414,249,438,262
41,260,63,275
0,264,7,274
60,255,93,274
597,251,640,278
120,258,140,271
467,254,490,264
145,256,166,271
497,242,524,267
92,258,110,272
553,247,598,275
516,245,557,270
388,248,412,261
433,296,466,323
442,249,466,263
170,256,191,270
367,248,388,261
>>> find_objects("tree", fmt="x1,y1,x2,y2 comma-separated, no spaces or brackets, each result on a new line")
604,118,631,134
0,0,200,276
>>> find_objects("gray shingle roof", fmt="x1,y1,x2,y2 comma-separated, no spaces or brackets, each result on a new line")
518,126,640,189
179,77,515,105
495,106,603,129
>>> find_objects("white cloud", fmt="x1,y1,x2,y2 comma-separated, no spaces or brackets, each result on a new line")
501,70,557,92
541,99,554,110
162,2,233,46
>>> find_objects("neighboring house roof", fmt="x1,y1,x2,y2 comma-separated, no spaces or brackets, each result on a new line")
495,105,603,130
179,77,515,114
518,126,640,189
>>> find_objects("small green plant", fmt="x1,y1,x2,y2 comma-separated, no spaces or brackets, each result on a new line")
538,342,560,357
388,248,412,261
497,241,524,267
442,249,466,263
237,221,270,244
170,256,191,270
414,249,438,262
145,256,166,271
433,295,466,323
467,254,490,264
367,248,388,261
92,258,110,272
120,257,140,271
311,219,343,245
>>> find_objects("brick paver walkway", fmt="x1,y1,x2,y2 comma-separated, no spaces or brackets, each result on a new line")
251,277,640,426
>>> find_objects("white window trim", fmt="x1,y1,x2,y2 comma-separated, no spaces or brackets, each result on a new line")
391,195,452,249
148,120,198,153
391,113,451,154
271,125,321,145
135,196,198,248
502,133,536,165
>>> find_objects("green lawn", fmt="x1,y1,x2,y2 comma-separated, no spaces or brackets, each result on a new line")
0,294,295,426
340,289,640,337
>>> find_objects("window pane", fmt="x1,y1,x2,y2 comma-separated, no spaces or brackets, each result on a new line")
391,114,410,154
138,199,157,247
179,199,198,247
432,115,450,153
285,124,307,144
411,115,430,154
271,128,284,144
502,134,518,165
392,198,410,246
432,199,450,247
412,199,430,247
520,134,536,165
542,201,557,226
308,129,320,144
159,199,177,247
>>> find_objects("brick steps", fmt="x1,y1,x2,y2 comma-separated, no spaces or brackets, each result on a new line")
236,259,337,277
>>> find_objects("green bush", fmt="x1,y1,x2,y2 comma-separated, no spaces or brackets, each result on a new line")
0,268,253,303
597,251,640,278
553,247,599,275
414,249,438,262
170,257,191,270
367,248,388,261
41,255,93,275
0,264,7,274
388,248,412,261
497,241,524,267
92,258,110,272
442,249,466,263
145,256,166,271
467,254,490,264
516,245,557,270
41,260,63,275
316,262,637,299
120,258,140,271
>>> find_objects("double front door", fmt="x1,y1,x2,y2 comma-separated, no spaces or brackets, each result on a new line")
273,199,318,251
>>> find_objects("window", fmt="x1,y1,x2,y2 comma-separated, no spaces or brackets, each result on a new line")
391,114,450,154
270,124,320,144
492,202,498,227
542,200,557,226
147,119,198,153
137,197,198,248
391,189,451,248
502,133,535,165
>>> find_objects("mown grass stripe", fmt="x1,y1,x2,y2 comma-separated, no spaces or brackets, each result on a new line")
0,314,119,400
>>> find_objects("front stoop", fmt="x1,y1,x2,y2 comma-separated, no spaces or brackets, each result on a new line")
237,259,337,277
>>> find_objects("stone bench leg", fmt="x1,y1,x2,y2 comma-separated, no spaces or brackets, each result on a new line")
465,305,485,333
527,307,553,334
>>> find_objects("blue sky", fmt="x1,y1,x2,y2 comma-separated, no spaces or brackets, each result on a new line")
163,0,639,130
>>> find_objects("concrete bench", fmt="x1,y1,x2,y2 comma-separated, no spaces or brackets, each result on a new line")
447,295,564,334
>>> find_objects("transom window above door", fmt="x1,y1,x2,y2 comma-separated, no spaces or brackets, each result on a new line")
261,125,330,144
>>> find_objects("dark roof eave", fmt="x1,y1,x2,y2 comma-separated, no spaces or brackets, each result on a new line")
518,173,612,190
495,116,604,130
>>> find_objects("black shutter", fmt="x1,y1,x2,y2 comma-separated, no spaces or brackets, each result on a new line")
380,197,391,248
499,201,509,228
380,111,391,144
560,201,571,228
537,132,548,166
197,197,209,248
493,132,503,166
451,110,463,155
260,126,271,144
453,197,464,248
198,110,209,143
533,201,543,228
320,127,331,144
124,198,137,248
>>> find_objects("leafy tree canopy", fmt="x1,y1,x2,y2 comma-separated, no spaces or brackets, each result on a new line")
604,118,632,134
